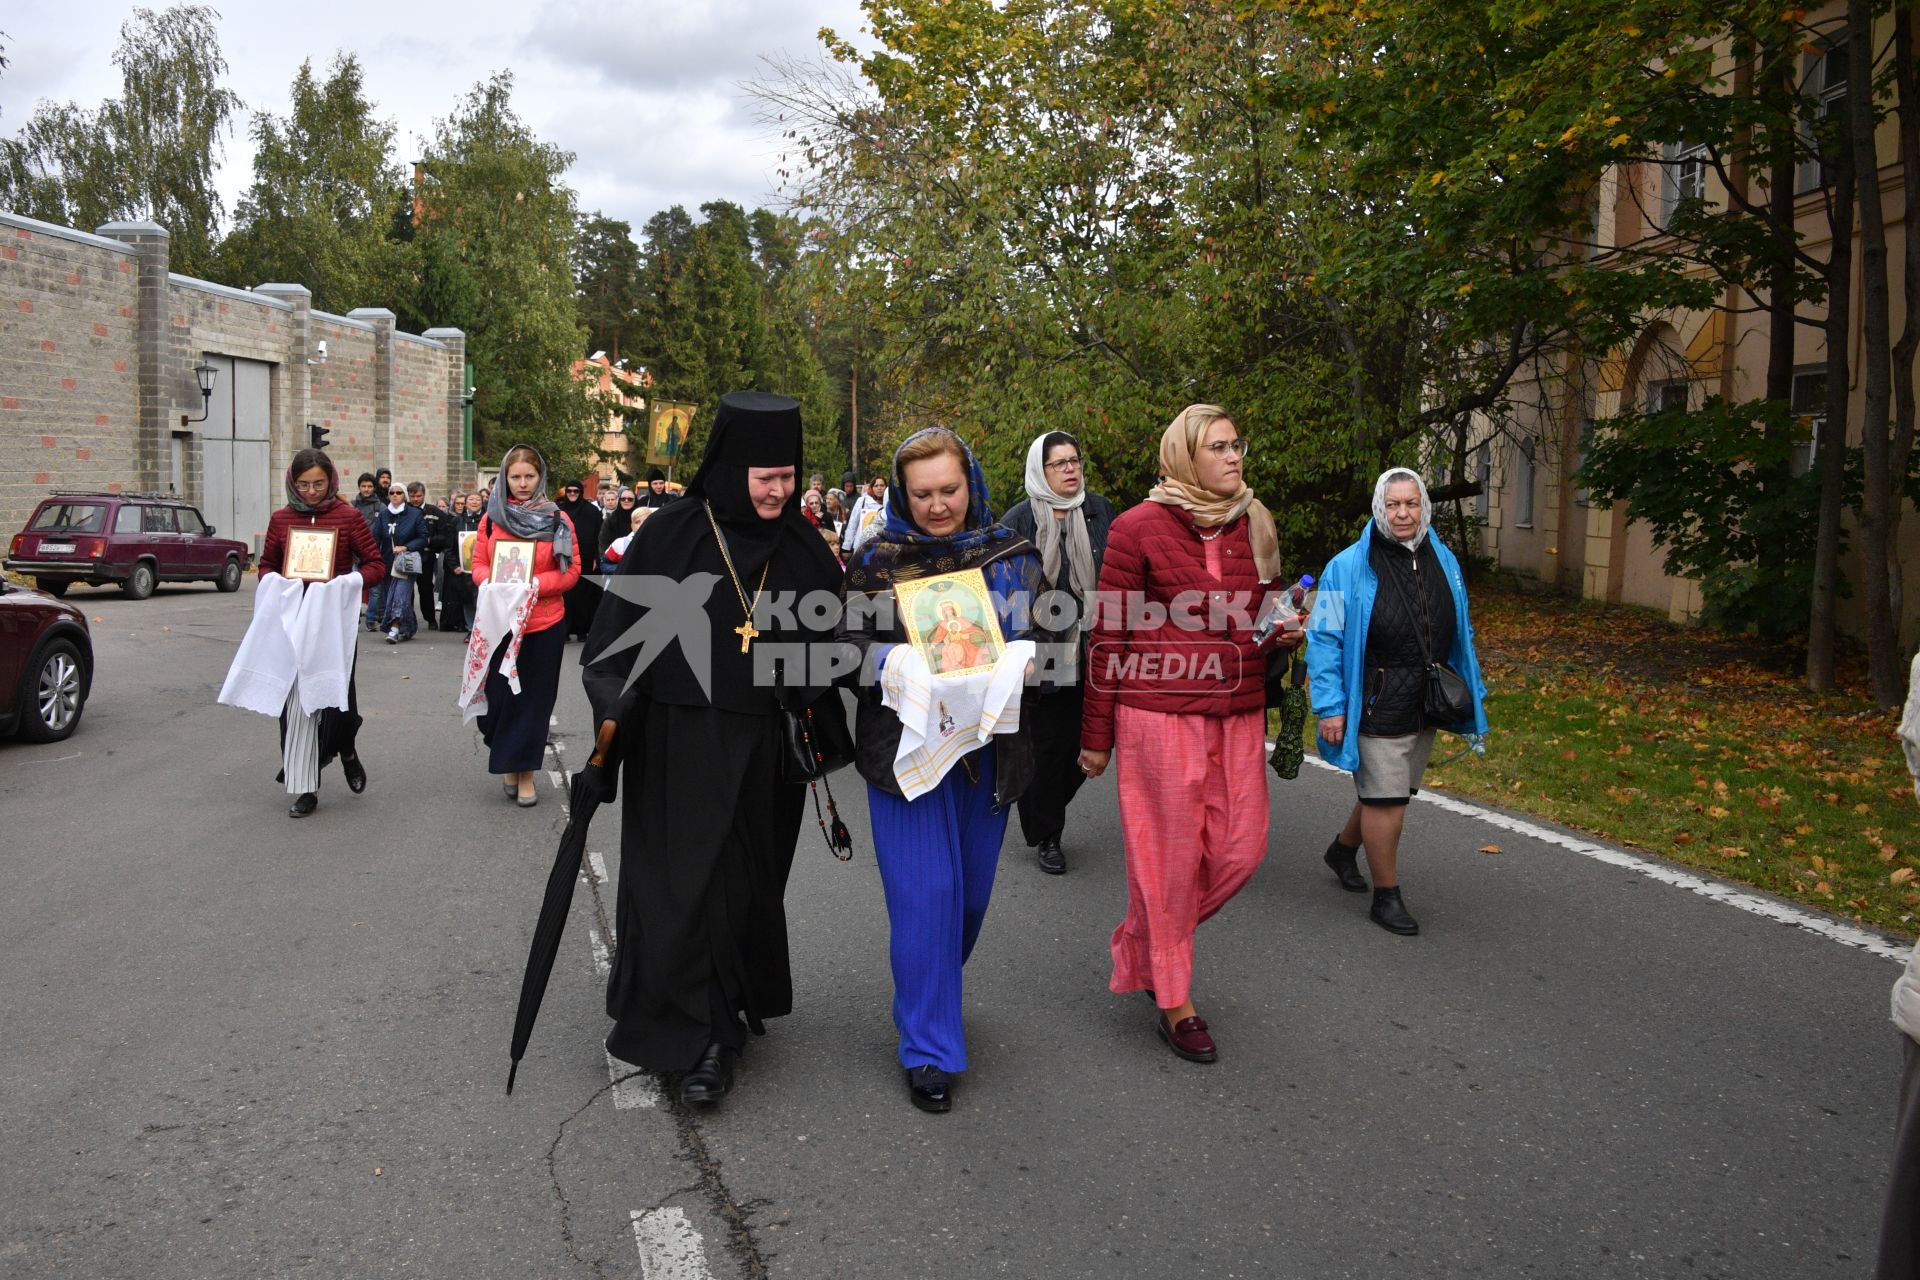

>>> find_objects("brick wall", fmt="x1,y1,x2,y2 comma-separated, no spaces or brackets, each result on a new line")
393,335,447,492
0,219,142,536
0,208,466,545
309,315,380,485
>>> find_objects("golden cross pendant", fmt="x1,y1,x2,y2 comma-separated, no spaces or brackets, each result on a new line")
734,620,759,653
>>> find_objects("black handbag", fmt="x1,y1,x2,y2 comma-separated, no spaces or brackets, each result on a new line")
1424,659,1472,724
1392,550,1473,726
780,696,855,783
779,696,856,861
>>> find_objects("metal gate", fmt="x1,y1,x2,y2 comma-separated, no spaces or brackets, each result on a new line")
200,356,274,554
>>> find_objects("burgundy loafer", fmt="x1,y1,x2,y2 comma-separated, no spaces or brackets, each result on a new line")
1156,1013,1217,1064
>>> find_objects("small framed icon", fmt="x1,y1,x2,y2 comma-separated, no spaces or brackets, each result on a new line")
458,530,479,573
895,569,1005,678
490,538,534,584
284,527,337,583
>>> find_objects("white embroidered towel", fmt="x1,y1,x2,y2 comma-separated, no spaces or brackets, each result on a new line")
292,572,363,714
459,580,537,721
217,574,306,716
881,639,1034,800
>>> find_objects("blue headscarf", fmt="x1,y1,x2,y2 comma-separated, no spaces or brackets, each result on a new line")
845,428,1035,592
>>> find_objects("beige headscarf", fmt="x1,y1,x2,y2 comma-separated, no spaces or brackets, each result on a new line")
1145,403,1282,581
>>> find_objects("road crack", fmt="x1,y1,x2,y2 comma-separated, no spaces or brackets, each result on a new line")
545,1079,623,1279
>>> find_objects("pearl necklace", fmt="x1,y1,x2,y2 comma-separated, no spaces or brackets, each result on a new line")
1196,527,1224,542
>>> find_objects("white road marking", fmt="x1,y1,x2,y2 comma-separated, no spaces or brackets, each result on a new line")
587,927,655,1108
631,1207,710,1280
588,851,610,887
1301,756,1911,963
549,769,568,790
606,1050,659,1110
19,750,82,766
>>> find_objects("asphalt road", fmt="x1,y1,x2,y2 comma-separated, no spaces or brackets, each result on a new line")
0,579,1909,1279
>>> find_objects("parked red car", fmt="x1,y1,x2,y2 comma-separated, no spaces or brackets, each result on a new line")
0,574,92,742
5,491,251,599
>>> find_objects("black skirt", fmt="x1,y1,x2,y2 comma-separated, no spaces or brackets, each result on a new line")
604,701,807,1072
477,622,566,773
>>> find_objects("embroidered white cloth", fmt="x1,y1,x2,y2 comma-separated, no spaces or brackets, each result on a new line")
218,572,364,717
459,580,537,722
881,639,1034,800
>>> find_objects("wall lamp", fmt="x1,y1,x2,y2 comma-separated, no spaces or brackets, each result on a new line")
181,361,219,426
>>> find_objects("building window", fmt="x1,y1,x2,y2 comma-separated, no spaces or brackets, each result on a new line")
1798,42,1849,194
1790,369,1827,476
1649,379,1689,414
1660,141,1709,229
1514,441,1537,528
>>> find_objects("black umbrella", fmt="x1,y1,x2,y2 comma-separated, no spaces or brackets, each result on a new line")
507,743,616,1095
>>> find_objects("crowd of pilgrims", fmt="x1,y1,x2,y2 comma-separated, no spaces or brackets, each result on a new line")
251,393,1489,1115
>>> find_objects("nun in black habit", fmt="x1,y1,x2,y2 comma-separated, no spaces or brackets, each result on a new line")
582,391,845,1106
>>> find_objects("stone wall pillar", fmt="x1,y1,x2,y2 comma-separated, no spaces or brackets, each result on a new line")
422,327,475,487
96,220,170,492
349,307,396,469
256,283,313,482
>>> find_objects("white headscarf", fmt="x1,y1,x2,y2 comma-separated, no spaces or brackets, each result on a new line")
1023,432,1098,623
1372,467,1433,549
385,481,407,516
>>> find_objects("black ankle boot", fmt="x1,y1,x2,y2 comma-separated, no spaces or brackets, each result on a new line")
1323,838,1368,892
1370,886,1419,935
678,1042,738,1106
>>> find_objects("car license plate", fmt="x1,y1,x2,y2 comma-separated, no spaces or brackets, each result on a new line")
39,542,75,555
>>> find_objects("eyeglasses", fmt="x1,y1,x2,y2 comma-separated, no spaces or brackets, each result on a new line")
1201,439,1249,460
1044,456,1083,472
293,480,331,493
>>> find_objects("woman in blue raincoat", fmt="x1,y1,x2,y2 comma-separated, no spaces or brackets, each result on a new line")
1303,467,1488,936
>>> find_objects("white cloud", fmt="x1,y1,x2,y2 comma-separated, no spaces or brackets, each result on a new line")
0,0,871,234
526,0,863,91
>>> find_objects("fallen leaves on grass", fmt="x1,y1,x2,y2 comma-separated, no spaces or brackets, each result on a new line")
1394,584,1920,937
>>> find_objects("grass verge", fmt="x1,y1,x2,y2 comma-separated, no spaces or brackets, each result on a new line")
1291,583,1920,940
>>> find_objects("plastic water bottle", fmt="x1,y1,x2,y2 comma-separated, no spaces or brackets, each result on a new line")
1253,574,1315,644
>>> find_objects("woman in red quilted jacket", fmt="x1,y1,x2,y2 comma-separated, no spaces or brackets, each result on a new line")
1078,405,1302,1064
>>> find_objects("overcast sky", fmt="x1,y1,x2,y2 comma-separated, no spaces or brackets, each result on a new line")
0,1,872,236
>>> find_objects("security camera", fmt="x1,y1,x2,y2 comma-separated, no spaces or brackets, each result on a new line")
309,339,328,366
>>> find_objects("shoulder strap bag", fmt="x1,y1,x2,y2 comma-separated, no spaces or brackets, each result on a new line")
1393,551,1472,725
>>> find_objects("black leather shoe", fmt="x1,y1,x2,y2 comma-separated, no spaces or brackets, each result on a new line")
1323,838,1368,892
340,752,367,794
678,1043,738,1106
288,792,318,818
1370,886,1420,935
1036,837,1065,875
906,1065,952,1113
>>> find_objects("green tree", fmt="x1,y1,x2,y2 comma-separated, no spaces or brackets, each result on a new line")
212,53,407,311
759,0,1720,562
625,201,841,478
402,72,597,479
0,6,242,275
574,213,642,362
